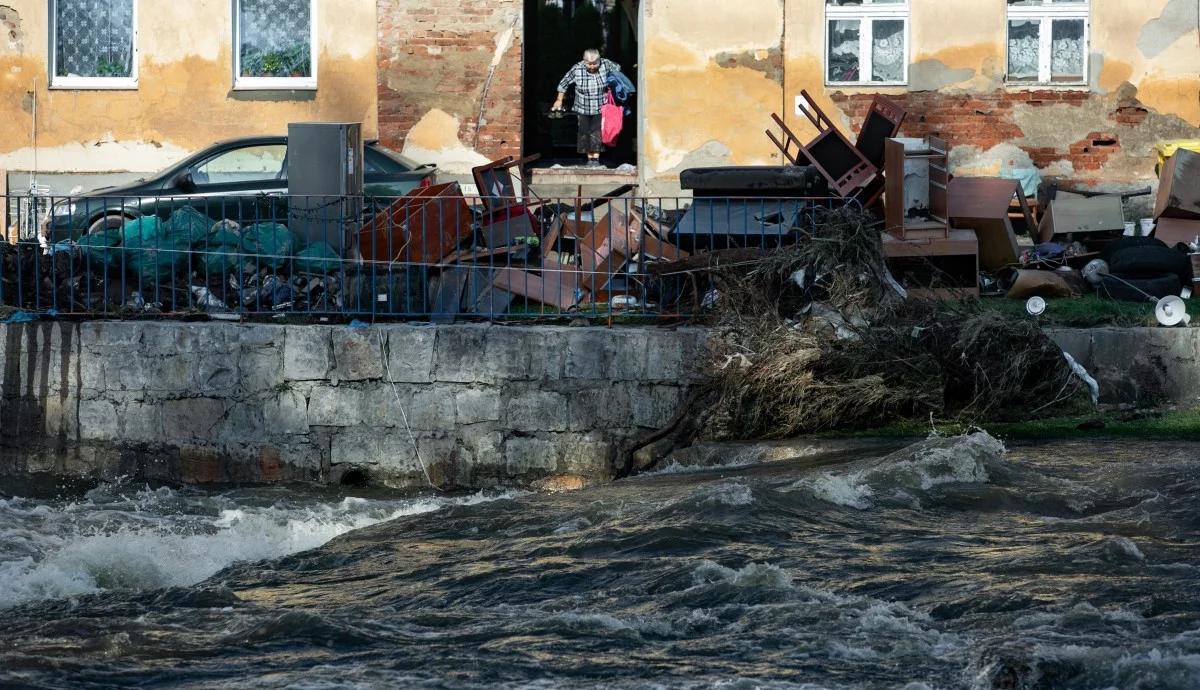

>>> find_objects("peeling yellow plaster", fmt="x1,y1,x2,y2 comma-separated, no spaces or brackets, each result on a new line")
1137,77,1200,126
401,109,488,174
0,0,377,173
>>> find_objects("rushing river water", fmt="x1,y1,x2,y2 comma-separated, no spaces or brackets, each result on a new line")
1,433,1198,689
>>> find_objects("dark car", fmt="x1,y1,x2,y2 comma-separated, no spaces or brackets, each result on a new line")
44,136,437,240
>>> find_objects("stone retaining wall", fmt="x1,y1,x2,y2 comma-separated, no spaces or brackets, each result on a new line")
0,322,708,488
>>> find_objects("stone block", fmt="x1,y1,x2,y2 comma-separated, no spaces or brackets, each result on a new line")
195,354,239,394
407,387,456,430
563,328,611,380
506,389,569,432
307,385,365,427
76,399,119,441
237,349,284,396
1048,329,1093,366
385,326,437,383
433,325,492,383
484,327,555,380
644,331,686,382
117,400,164,443
359,385,404,428
161,398,227,441
606,329,649,381
560,432,613,476
283,327,333,380
263,388,310,435
455,387,501,425
504,435,560,474
333,329,385,381
331,430,420,475
568,384,632,432
632,384,686,429
463,430,505,468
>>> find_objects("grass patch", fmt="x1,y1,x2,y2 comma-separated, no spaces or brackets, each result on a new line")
825,409,1200,441
966,295,1200,329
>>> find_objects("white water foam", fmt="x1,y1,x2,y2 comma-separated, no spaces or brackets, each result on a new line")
0,488,520,608
786,431,1004,510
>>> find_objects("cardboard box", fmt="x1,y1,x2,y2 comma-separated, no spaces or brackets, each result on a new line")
1154,217,1200,247
1037,195,1125,243
1154,149,1200,221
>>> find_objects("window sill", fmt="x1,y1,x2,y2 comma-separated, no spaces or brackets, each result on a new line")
49,79,138,91
233,80,318,92
1004,82,1090,90
825,82,908,90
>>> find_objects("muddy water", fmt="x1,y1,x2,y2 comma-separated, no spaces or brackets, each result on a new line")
1,434,1197,689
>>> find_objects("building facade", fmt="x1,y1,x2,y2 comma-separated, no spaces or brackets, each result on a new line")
0,1,1196,197
0,0,377,193
380,0,1200,193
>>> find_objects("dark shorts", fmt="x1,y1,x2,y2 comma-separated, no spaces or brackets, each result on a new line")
577,113,602,154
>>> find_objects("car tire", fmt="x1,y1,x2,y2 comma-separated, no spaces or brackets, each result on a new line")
1097,273,1182,302
1099,236,1165,262
86,213,127,235
1107,245,1192,283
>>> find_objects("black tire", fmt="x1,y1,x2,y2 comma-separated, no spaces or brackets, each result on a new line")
86,213,127,235
1099,236,1165,262
1097,273,1181,302
1107,245,1192,282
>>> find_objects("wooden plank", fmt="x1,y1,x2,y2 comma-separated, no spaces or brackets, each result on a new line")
429,267,469,323
492,266,586,310
954,215,1020,272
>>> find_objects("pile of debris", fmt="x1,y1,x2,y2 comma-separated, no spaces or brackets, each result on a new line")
620,206,1090,474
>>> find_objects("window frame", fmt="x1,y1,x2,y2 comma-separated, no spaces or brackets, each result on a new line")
48,0,140,90
232,0,318,91
1006,0,1090,87
824,1,910,87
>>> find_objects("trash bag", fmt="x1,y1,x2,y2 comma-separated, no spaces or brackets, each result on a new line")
167,206,216,245
294,241,340,274
193,229,243,276
77,228,124,271
121,207,215,282
240,223,298,271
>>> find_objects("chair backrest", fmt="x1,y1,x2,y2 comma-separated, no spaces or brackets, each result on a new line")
471,154,543,215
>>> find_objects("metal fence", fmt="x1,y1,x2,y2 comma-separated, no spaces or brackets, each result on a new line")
1,191,854,321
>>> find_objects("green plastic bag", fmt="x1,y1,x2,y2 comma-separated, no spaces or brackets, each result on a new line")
239,223,298,272
76,228,124,271
120,207,214,282
294,242,341,274
193,229,243,276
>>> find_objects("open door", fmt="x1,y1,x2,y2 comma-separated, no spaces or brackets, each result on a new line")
522,0,638,170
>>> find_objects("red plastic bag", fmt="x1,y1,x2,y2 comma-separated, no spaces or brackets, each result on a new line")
601,90,623,147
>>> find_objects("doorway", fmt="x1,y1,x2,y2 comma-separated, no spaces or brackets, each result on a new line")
522,0,639,170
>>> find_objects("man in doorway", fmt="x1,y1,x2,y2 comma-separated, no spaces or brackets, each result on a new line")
553,49,621,168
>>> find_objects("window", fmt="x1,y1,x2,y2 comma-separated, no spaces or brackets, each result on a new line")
825,0,908,85
190,145,287,185
50,0,137,89
1006,0,1088,86
234,0,317,89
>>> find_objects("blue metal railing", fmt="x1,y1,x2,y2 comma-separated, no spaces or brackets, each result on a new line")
1,191,853,321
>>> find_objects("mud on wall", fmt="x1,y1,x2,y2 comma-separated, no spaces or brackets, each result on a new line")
377,0,523,174
0,1,377,178
644,0,1200,193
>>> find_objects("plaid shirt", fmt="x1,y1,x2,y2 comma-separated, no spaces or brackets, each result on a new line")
557,59,620,115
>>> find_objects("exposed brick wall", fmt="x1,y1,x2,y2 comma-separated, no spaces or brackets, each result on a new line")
377,1,523,160
830,89,1149,181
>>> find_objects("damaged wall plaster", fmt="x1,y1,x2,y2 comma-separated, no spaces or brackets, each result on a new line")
0,0,377,182
0,5,22,54
377,0,523,171
1137,0,1200,59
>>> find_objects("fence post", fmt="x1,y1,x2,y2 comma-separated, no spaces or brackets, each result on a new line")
1,168,9,243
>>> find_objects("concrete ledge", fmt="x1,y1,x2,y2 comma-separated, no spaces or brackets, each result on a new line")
0,322,708,489
1048,327,1200,407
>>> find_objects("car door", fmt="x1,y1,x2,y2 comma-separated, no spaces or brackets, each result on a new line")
170,143,289,225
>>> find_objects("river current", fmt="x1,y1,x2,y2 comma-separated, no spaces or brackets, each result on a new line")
0,433,1197,689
